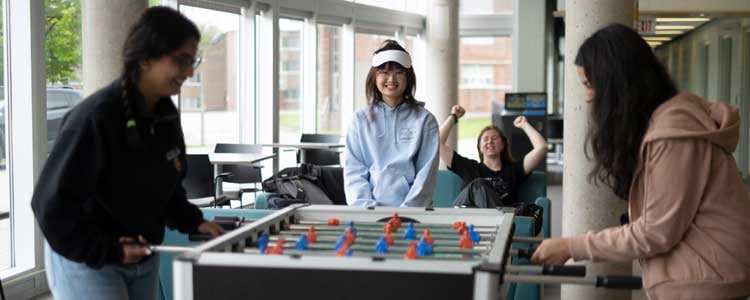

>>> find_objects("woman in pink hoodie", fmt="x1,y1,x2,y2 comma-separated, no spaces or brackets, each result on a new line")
531,24,750,300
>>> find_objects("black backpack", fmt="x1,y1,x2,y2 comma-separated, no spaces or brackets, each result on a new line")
262,164,337,209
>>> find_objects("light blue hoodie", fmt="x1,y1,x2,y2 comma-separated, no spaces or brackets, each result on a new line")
344,100,439,207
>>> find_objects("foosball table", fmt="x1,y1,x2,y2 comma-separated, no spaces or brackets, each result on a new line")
161,204,641,300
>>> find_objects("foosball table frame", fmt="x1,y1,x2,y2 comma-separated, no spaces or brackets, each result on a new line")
172,204,516,300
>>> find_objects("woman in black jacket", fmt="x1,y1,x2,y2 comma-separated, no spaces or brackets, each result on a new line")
31,7,223,300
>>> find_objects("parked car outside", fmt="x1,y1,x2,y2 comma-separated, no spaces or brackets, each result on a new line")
0,87,83,163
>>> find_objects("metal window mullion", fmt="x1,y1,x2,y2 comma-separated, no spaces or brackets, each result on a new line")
302,16,317,133
239,4,257,143
340,22,355,135
257,1,280,173
3,0,46,280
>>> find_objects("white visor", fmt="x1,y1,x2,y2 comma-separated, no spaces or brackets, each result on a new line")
371,50,412,69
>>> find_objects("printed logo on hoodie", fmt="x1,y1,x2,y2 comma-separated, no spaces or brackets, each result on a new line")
398,128,417,143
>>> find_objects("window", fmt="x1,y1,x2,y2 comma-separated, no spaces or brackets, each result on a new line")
46,92,70,110
317,24,344,135
355,0,405,10
354,33,392,112
459,0,512,14
347,0,426,14
279,18,304,144
457,36,512,160
0,0,8,273
461,64,494,86
179,5,241,153
45,0,83,153
277,18,305,170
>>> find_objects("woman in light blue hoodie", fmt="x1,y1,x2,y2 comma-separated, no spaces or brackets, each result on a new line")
344,40,439,207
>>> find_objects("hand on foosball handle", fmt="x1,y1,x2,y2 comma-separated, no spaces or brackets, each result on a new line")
530,237,572,266
120,235,151,264
198,221,226,237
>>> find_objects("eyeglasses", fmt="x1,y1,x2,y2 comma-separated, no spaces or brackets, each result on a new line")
171,54,202,71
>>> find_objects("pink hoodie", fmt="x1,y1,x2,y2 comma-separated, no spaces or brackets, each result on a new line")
569,92,750,300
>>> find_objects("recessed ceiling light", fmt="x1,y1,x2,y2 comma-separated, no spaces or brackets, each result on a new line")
644,37,672,41
655,25,696,30
656,17,710,22
655,30,685,35
647,41,663,47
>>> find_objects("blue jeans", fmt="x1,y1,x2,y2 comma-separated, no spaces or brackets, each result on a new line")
44,243,159,300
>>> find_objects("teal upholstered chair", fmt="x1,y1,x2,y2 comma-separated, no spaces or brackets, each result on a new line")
431,169,550,238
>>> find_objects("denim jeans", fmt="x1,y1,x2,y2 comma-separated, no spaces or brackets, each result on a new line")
44,243,159,300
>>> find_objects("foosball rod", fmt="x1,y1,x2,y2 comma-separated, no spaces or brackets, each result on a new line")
503,274,643,290
147,245,195,253
512,236,544,244
505,265,586,277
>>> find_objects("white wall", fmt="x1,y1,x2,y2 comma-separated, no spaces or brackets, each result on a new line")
655,17,750,178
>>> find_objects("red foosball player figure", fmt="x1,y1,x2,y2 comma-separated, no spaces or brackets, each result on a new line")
336,244,351,257
422,229,433,245
389,213,402,229
384,231,394,246
307,226,317,243
459,231,473,250
453,221,468,235
327,218,340,226
404,242,418,260
268,238,284,255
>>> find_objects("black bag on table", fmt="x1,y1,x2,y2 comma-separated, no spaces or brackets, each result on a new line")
262,163,335,209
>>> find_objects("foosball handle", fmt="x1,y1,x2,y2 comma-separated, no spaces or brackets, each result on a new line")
542,265,586,277
595,276,642,289
515,247,536,260
188,233,212,241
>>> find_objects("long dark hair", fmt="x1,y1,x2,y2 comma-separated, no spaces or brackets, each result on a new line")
120,6,200,102
365,40,418,119
576,23,677,199
477,125,514,164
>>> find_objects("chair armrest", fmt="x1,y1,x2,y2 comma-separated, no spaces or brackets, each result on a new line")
534,196,551,238
215,172,232,179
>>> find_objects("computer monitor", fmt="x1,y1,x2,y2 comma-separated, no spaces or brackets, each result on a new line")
504,92,547,111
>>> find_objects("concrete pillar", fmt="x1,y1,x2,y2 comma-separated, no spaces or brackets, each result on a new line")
512,0,546,93
81,0,147,96
562,1,635,299
426,0,459,153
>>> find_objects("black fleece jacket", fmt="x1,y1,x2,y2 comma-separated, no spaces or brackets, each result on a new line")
31,80,204,268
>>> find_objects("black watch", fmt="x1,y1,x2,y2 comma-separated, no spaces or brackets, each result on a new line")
450,113,459,124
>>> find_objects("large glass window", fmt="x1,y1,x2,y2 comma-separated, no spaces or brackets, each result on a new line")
279,18,303,143
317,24,343,135
354,0,405,10
1,0,85,273
457,37,512,160
347,0,426,14
0,0,8,273
354,33,391,112
179,5,240,153
44,0,84,156
459,0,512,14
275,18,305,170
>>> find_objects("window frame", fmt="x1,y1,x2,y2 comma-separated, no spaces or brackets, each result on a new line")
0,1,50,298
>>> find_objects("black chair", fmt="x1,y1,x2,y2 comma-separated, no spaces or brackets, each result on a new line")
184,154,230,208
214,143,264,208
298,134,341,166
